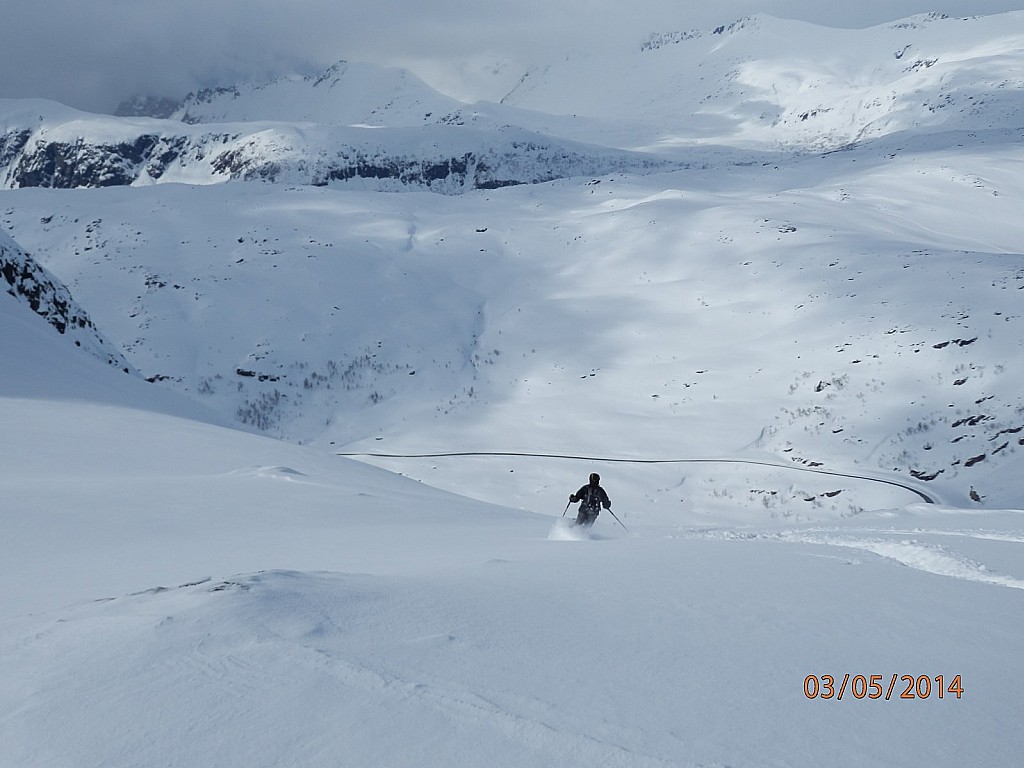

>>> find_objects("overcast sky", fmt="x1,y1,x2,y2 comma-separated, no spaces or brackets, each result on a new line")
2,0,1021,113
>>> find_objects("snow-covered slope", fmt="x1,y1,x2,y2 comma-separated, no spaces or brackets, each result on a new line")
2,10,1024,768
493,12,1024,151
7,12,1024,197
2,270,1023,767
0,98,676,192
2,278,1023,767
150,14,1024,155
5,125,1024,512
0,227,132,374
172,60,467,126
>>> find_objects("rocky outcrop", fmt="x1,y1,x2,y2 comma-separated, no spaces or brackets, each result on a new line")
0,116,675,193
0,230,134,373
10,134,161,188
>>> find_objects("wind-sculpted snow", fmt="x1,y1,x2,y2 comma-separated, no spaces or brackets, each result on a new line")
2,516,1022,767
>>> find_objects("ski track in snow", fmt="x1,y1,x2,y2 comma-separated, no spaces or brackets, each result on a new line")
693,526,1024,590
824,538,1024,590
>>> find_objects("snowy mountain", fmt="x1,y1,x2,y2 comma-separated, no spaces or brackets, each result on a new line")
0,92,676,193
8,11,1024,195
2,12,1024,768
493,12,1024,151
171,60,466,126
1,13,1023,513
153,14,1024,155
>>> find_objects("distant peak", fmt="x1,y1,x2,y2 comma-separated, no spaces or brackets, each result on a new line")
711,16,760,34
312,61,350,87
114,94,182,119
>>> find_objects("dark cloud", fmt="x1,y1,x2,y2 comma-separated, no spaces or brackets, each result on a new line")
2,0,1021,113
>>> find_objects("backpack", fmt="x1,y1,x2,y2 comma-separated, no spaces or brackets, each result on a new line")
581,484,603,511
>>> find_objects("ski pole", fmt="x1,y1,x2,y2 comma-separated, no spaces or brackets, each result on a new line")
562,500,571,517
606,508,629,532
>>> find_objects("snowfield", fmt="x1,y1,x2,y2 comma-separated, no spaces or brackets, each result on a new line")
2,371,1022,766
2,11,1024,768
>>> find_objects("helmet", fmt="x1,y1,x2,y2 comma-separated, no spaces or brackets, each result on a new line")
589,473,600,485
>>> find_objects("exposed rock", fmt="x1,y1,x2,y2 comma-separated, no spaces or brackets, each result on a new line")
0,230,134,373
0,120,675,193
12,135,160,188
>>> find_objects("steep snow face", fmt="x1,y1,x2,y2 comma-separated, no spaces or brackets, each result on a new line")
0,238,229,429
0,228,132,374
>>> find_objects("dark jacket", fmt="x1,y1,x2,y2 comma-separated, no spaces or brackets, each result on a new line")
571,483,611,512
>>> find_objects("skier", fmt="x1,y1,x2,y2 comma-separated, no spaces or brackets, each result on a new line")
569,472,611,527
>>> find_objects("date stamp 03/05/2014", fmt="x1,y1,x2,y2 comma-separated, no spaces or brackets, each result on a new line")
803,674,964,701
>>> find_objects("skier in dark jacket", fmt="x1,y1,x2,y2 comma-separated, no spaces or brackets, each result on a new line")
569,472,611,527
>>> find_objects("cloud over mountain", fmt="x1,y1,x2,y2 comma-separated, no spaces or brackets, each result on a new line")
3,0,1023,113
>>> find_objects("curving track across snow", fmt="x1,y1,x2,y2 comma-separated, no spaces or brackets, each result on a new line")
336,450,939,504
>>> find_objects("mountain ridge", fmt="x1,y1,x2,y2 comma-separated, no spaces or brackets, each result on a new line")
0,99,679,192
4,12,1023,194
